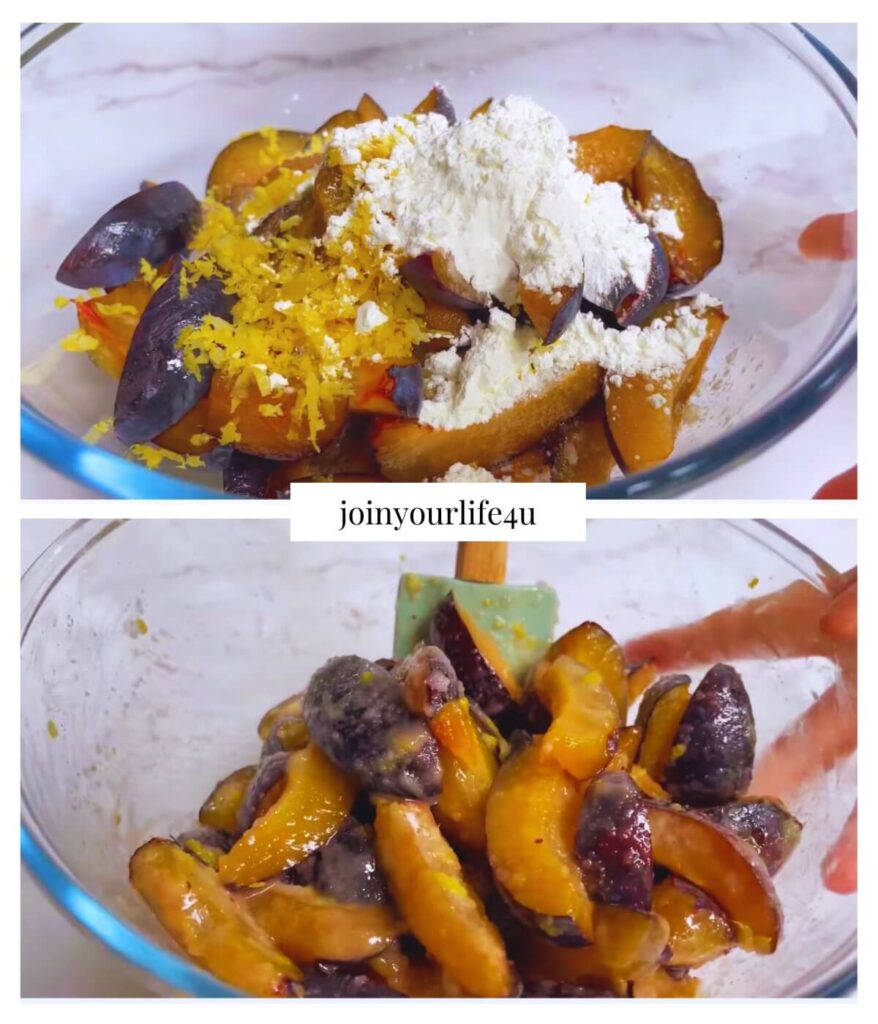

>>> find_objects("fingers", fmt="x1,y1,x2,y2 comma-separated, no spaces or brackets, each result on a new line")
823,804,857,895
821,578,857,643
751,682,857,798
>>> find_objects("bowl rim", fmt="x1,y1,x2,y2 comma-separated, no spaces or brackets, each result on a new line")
20,22,857,500
20,519,857,997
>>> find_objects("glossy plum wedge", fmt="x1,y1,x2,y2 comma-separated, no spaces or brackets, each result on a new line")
548,620,627,719
633,138,724,288
199,765,257,834
412,84,456,123
605,726,642,772
520,283,584,344
400,252,489,312
552,403,618,485
218,745,355,885
56,182,200,290
486,737,594,945
235,751,293,833
576,772,652,912
605,300,727,471
351,362,423,418
429,594,521,722
372,360,602,481
304,655,442,800
239,883,401,963
648,804,782,954
113,259,235,446
634,675,691,783
130,838,302,996
651,876,735,968
206,130,313,208
75,278,155,379
664,663,756,806
532,656,620,781
571,126,652,185
611,232,670,327
703,799,802,875
374,799,515,997
357,93,387,122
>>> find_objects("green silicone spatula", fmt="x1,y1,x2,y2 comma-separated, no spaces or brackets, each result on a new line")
393,541,558,683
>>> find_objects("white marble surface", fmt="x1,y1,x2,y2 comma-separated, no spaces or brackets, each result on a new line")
20,22,857,499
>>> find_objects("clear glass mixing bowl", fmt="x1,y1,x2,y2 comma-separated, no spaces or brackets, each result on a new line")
21,23,856,498
21,520,856,995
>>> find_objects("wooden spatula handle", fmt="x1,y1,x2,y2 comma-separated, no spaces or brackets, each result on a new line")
455,542,508,584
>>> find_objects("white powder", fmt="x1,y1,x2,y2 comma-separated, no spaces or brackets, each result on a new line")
436,463,506,482
327,98,653,307
419,305,713,430
273,299,293,311
355,301,389,333
642,207,683,240
344,266,358,280
323,335,339,355
268,372,289,389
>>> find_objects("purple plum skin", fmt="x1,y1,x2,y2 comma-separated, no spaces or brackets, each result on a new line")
235,751,290,834
56,182,200,289
613,233,670,327
704,799,803,875
223,451,277,498
388,364,423,418
400,254,487,313
542,281,585,345
113,258,235,445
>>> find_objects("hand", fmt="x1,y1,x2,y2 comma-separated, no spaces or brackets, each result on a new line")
625,570,857,894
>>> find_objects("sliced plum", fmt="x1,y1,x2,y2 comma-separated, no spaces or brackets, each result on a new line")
206,129,313,208
664,663,756,806
634,674,691,784
519,282,584,344
235,751,292,834
704,798,803,875
198,765,257,834
56,182,200,290
113,258,235,445
395,644,463,719
351,362,424,418
548,620,627,719
304,655,441,801
651,876,735,968
611,232,670,327
412,84,456,123
223,451,279,498
575,771,652,912
571,126,652,185
400,252,488,313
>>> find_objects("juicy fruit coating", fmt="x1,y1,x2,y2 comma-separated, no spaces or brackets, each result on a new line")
56,182,200,289
113,259,235,445
651,876,735,968
429,594,521,721
239,882,400,963
374,799,515,997
486,738,594,943
576,772,652,911
218,745,355,885
634,674,691,782
532,656,620,780
633,137,723,287
548,620,628,719
304,655,441,800
371,360,602,481
664,663,756,806
703,798,803,875
571,126,652,185
129,839,302,996
199,765,257,834
648,803,782,953
206,130,313,208
258,692,305,741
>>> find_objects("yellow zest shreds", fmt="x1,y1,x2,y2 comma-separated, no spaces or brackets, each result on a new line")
177,171,428,443
219,421,242,445
94,302,140,317
60,328,99,352
128,444,205,471
258,403,283,417
83,418,114,444
87,287,104,298
54,295,72,309
189,432,215,447
139,259,158,284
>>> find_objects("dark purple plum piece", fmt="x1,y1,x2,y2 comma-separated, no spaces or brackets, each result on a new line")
614,233,670,327
387,364,423,418
542,281,584,346
261,714,309,758
394,644,463,719
523,980,619,998
400,254,488,313
664,663,756,807
304,655,441,801
304,963,402,998
223,451,278,498
429,84,456,123
704,798,802,875
312,822,390,905
575,771,652,912
57,181,200,289
175,826,232,854
113,258,235,445
235,751,290,834
495,882,588,947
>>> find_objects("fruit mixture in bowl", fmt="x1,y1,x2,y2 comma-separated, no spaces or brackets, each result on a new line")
55,87,726,495
130,609,799,997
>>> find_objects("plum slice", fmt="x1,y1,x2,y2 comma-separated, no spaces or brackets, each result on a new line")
351,362,423,418
648,804,782,953
632,968,700,998
56,181,200,290
605,726,642,772
374,799,515,997
651,876,735,968
632,137,723,288
258,692,305,741
223,452,278,499
303,655,442,801
634,674,691,783
486,737,594,945
532,656,620,781
429,593,521,722
356,93,387,122
206,129,313,208
611,232,670,327
113,258,235,446
400,252,489,313
548,620,627,719
664,663,756,806
520,283,584,345
704,798,803,875
552,403,618,486
75,278,155,379
571,126,652,185
575,771,651,912
412,84,456,123
199,764,257,834
130,838,302,996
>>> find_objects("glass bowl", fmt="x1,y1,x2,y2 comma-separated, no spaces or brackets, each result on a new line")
21,23,856,498
21,520,856,996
